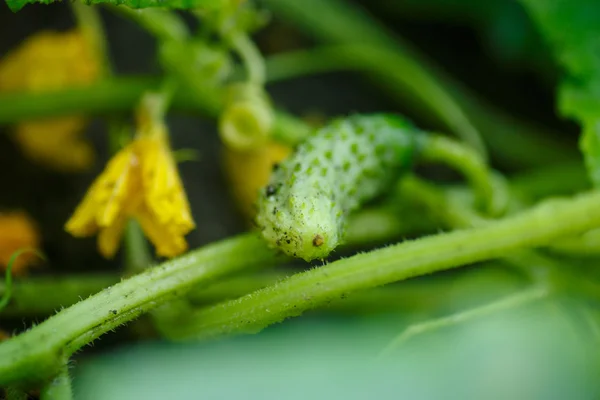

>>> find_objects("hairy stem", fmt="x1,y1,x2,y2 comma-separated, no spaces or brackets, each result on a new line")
39,364,72,400
0,263,524,321
0,274,118,318
156,190,600,341
0,235,279,386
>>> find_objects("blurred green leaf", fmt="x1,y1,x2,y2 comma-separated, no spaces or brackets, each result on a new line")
520,0,600,185
74,300,600,400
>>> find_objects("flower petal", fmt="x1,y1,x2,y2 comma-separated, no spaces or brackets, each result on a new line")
135,205,188,258
97,213,129,258
140,135,195,231
65,144,136,237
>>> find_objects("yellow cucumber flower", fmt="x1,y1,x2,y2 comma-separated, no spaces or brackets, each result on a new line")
0,30,100,171
0,211,41,275
65,116,195,259
223,140,291,220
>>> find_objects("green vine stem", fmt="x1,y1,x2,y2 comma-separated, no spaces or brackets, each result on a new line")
230,33,266,85
270,112,313,145
397,176,600,298
0,249,46,312
378,284,550,358
0,202,433,318
70,2,112,75
0,274,118,317
0,77,311,146
3,190,599,386
150,189,600,341
123,211,153,275
398,176,486,228
510,160,589,200
0,170,587,317
0,78,176,123
0,65,575,170
261,0,486,159
0,47,576,169
403,173,600,259
0,263,525,319
419,135,497,214
549,229,600,256
262,45,577,168
0,159,586,318
39,364,72,400
107,7,189,41
0,235,280,386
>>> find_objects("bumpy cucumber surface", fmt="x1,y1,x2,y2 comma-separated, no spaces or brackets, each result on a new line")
256,114,422,261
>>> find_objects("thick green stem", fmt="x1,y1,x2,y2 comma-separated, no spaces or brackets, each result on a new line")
156,190,600,341
0,202,432,318
0,77,311,145
0,234,279,386
0,263,524,320
0,274,117,317
549,229,600,256
0,78,170,123
0,171,586,320
39,364,72,400
399,176,598,292
321,264,525,315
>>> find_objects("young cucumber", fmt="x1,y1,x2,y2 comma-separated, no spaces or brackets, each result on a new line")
256,114,424,261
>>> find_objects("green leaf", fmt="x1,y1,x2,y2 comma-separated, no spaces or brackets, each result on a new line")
519,0,600,185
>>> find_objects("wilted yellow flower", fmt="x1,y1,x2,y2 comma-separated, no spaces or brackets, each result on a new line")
13,117,94,171
0,30,100,171
65,116,195,259
0,211,41,275
223,141,291,219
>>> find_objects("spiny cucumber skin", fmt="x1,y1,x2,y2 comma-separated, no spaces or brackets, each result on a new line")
256,114,421,261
